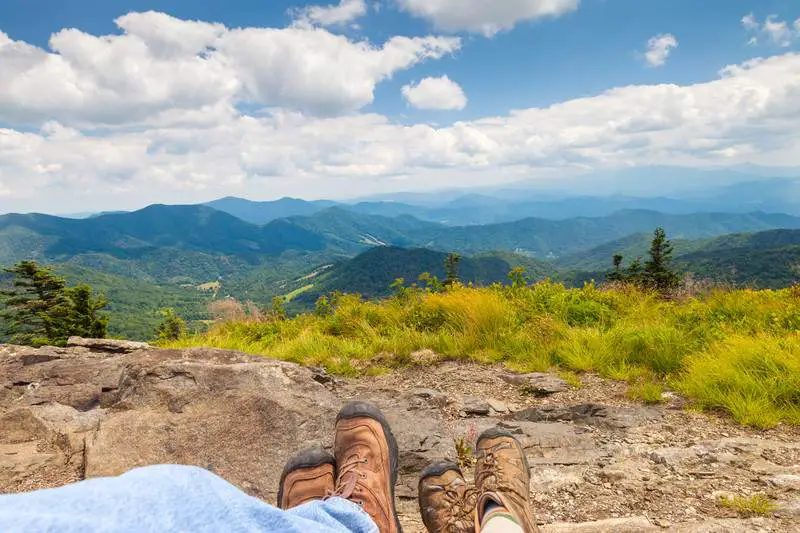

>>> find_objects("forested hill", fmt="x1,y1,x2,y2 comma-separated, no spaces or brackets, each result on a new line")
558,229,800,289
675,229,800,288
290,247,555,305
415,210,800,257
2,205,798,270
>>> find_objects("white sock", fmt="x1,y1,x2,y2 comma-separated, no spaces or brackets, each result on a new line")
480,501,524,533
480,514,524,533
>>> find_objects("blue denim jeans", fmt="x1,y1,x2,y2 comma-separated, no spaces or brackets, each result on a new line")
0,464,378,533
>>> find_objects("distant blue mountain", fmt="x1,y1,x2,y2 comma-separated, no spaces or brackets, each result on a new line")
349,166,800,220
205,196,338,224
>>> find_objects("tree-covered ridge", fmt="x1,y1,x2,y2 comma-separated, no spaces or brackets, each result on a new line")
290,247,555,306
560,229,800,289
2,205,798,273
416,210,800,257
0,199,798,341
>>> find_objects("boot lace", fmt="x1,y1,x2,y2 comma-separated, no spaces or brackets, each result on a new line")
328,454,369,504
424,480,477,532
448,485,478,531
476,441,512,490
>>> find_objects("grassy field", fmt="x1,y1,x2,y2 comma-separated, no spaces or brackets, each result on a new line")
167,281,800,429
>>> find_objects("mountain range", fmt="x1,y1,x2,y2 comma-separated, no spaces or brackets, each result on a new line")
1,173,799,339
199,178,800,227
3,204,798,271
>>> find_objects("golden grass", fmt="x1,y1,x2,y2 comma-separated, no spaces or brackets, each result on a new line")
167,281,800,428
718,494,778,516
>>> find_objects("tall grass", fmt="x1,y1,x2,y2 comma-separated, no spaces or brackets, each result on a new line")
167,281,800,428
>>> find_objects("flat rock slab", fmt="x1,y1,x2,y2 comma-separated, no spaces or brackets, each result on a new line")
67,337,152,354
502,372,570,396
2,342,798,533
542,516,658,532
513,403,663,429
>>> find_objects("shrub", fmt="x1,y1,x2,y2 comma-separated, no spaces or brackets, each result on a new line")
718,494,777,516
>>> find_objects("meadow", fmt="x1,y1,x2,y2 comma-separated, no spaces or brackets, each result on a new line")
168,280,800,429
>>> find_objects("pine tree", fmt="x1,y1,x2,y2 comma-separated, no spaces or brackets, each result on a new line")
1,261,71,346
626,257,645,284
444,253,461,287
1,262,109,346
66,285,109,339
644,227,681,293
607,254,625,282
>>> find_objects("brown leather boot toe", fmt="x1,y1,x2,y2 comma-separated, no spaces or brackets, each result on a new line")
474,428,539,532
277,447,336,510
418,460,476,533
332,401,401,533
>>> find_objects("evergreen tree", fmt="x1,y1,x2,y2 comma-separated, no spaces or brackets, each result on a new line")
156,308,186,341
66,285,109,339
626,257,645,284
1,261,72,346
444,253,461,287
607,254,625,282
644,227,681,292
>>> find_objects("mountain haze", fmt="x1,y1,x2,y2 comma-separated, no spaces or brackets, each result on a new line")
416,210,800,258
205,197,337,225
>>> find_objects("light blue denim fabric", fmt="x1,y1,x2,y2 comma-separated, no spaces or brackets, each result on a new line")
0,464,379,533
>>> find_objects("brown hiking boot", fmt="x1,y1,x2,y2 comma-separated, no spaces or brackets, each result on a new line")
418,460,476,533
277,447,336,509
331,401,401,533
474,428,539,533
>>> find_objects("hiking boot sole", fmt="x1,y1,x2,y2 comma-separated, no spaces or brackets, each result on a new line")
420,460,462,481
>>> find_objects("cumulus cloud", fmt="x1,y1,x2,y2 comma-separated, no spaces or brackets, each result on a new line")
2,14,800,213
742,13,800,47
396,0,579,37
402,76,467,110
0,11,460,124
291,0,368,28
644,34,678,67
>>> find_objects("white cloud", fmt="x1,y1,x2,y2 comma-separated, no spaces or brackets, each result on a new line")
742,13,800,47
396,0,579,37
741,13,759,32
291,0,368,28
3,15,800,213
402,76,467,110
644,34,678,67
0,11,460,124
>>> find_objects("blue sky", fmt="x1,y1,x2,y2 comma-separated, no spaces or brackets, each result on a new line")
0,0,799,212
2,0,798,119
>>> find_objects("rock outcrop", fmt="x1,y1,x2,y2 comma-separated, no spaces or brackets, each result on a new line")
1,342,798,532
